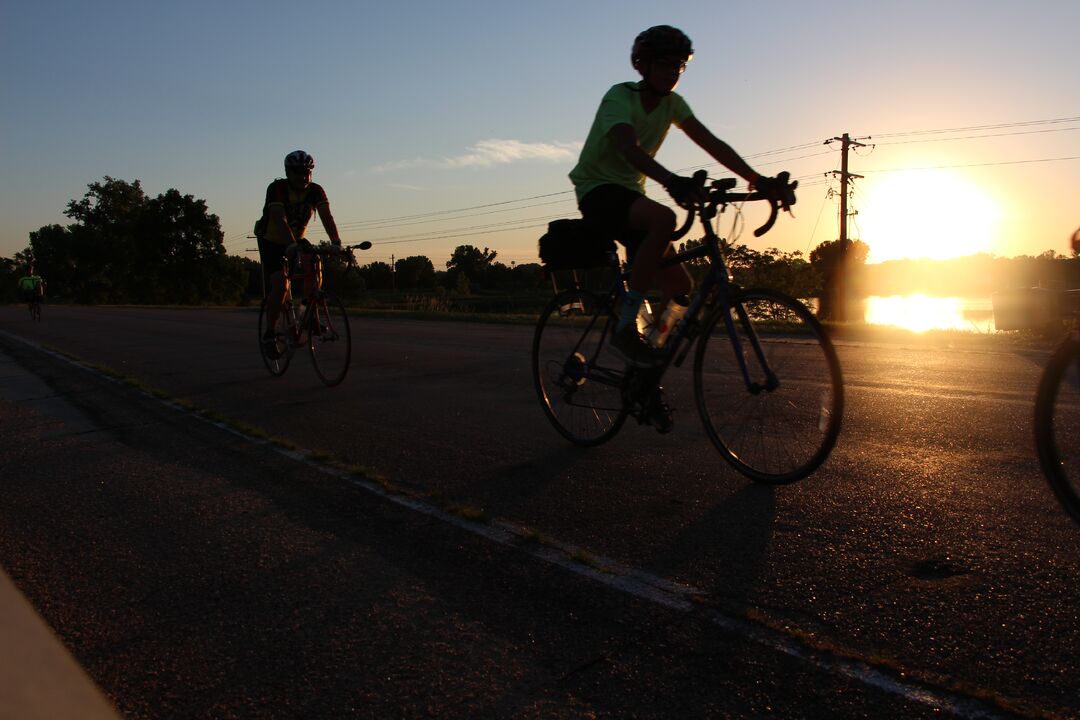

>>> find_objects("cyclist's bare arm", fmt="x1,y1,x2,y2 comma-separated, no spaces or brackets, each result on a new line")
610,124,678,188
680,116,762,188
315,203,342,246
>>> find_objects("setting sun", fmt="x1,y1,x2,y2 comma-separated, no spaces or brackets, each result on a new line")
857,169,1003,264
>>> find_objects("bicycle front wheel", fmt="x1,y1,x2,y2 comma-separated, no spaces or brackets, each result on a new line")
533,289,628,445
694,289,843,484
308,292,351,387
258,296,293,377
1034,336,1080,524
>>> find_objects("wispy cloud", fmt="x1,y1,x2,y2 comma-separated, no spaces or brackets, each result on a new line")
372,139,582,173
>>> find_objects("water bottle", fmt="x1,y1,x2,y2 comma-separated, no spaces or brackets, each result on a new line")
648,295,689,348
635,299,654,337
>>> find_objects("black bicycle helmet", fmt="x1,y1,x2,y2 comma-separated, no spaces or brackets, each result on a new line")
284,150,315,171
631,25,693,68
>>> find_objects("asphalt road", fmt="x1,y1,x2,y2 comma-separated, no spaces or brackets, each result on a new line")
0,304,1077,719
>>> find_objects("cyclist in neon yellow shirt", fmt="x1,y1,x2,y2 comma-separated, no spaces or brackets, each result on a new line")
17,265,45,306
570,25,785,365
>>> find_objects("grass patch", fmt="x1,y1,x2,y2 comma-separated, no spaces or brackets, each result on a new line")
230,421,268,439
444,502,488,523
521,526,556,546
270,436,300,451
345,463,387,486
307,448,333,462
571,548,599,568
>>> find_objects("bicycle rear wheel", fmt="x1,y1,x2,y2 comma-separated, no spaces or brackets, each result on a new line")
308,292,351,387
1034,336,1080,524
694,288,843,484
258,296,293,377
533,289,628,445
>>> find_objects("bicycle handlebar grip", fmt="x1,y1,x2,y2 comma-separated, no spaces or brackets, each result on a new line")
753,204,779,237
753,173,797,237
671,169,709,240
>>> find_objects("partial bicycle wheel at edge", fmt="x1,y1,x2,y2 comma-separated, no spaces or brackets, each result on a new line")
694,288,843,484
258,296,293,377
533,289,628,445
308,292,351,387
1034,336,1080,525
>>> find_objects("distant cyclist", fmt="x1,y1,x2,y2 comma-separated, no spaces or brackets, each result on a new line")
256,150,343,356
17,264,46,314
569,25,787,366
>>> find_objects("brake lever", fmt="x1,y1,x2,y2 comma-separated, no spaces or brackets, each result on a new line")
752,175,798,237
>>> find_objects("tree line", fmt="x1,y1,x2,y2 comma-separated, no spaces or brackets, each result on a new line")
4,176,1076,316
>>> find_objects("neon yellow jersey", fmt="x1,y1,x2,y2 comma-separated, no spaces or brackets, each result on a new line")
569,82,694,204
18,275,42,293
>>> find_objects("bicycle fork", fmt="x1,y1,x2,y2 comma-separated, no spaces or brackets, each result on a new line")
721,300,779,395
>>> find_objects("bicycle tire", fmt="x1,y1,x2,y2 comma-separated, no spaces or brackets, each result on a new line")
694,288,844,484
308,292,351,387
1034,336,1080,524
533,289,628,445
258,295,293,377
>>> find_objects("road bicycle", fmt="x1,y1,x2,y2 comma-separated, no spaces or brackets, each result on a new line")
532,171,844,484
28,293,42,322
258,241,371,387
1033,230,1080,525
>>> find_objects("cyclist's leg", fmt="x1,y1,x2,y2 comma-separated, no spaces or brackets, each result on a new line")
258,237,288,335
295,246,318,300
626,197,692,316
624,196,686,293
580,186,667,364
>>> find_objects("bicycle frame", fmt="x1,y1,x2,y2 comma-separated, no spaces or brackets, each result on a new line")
275,242,367,340
280,252,329,341
534,171,842,480
603,191,781,396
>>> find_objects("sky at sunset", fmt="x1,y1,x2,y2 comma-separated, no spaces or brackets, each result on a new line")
2,0,1077,270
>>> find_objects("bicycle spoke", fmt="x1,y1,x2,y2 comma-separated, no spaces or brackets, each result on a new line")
258,296,294,377
533,289,628,445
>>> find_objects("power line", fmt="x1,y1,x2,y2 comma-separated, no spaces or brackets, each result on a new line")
223,115,1078,258
866,115,1080,139
861,155,1080,174
871,126,1080,147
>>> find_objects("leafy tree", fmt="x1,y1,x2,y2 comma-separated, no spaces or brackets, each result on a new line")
810,239,870,321
509,262,545,291
360,261,394,290
26,177,240,304
140,189,228,303
394,255,436,289
446,244,497,290
676,237,819,298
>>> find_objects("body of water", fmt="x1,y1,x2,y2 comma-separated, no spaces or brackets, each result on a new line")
861,295,995,334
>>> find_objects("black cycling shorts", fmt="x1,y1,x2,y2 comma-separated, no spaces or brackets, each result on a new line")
579,184,648,263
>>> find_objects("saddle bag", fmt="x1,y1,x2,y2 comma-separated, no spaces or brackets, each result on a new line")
538,219,616,271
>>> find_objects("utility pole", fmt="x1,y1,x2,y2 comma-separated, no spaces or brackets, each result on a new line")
826,133,867,322
391,253,396,293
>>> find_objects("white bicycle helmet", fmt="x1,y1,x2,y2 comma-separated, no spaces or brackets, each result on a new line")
284,150,315,171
